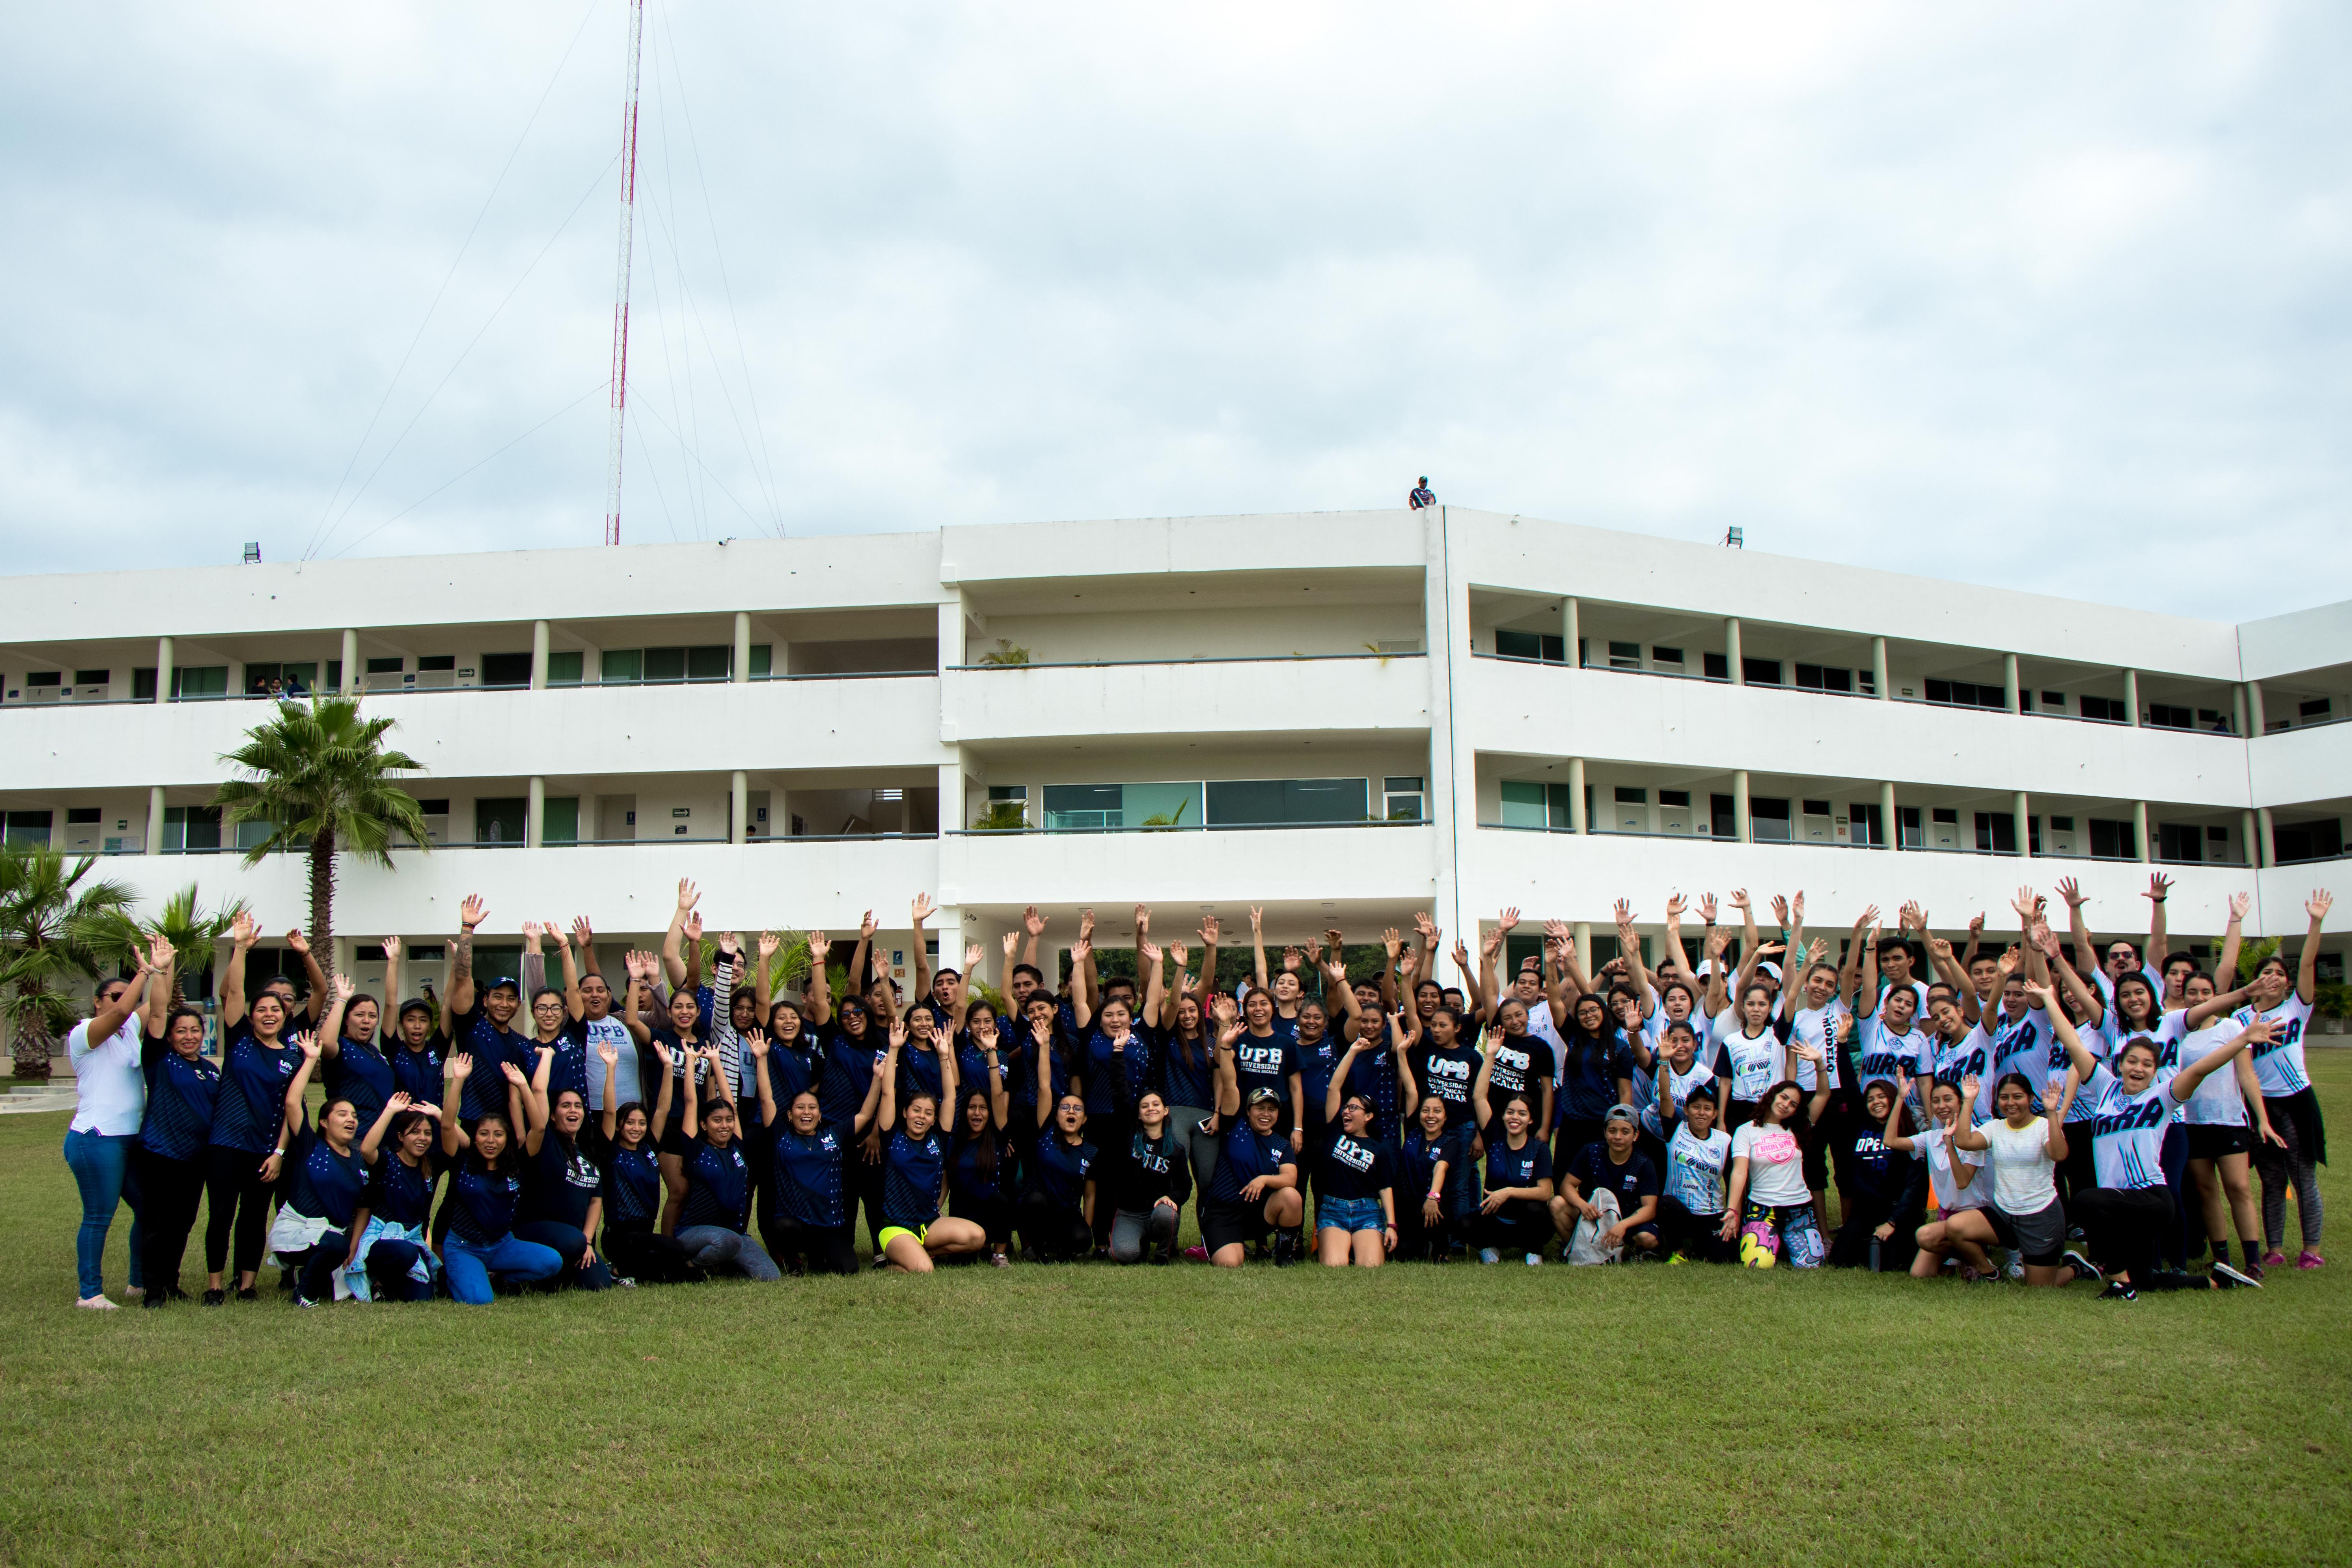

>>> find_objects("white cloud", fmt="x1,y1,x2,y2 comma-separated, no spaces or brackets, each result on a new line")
0,0,2345,616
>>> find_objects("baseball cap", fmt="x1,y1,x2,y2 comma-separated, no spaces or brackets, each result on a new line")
1603,1104,1638,1125
1246,1087,1282,1106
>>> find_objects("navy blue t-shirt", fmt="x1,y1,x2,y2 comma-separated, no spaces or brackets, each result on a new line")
1159,1032,1217,1109
444,1156,525,1244
324,1035,396,1128
1083,1029,1154,1113
760,1027,824,1108
1344,1036,1401,1141
1295,1035,1344,1131
1317,1128,1395,1203
882,1128,946,1227
680,1137,752,1232
1395,1123,1474,1217
1567,1143,1659,1214
1484,1133,1554,1201
1230,1032,1298,1117
1207,1120,1295,1205
1415,1045,1482,1130
449,1001,528,1123
140,1034,219,1161
1558,1034,1635,1123
1028,1132,1098,1209
363,1153,435,1229
769,1122,850,1227
949,1130,1010,1205
539,1024,590,1107
209,1037,301,1155
894,1044,948,1116
522,1132,603,1230
601,1140,663,1228
286,1129,367,1227
818,1027,885,1129
388,1039,447,1105
953,1037,1009,1117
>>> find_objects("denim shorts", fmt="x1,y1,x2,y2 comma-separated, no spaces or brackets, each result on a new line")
1316,1193,1385,1234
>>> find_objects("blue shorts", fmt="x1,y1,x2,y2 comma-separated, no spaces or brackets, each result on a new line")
1316,1193,1385,1234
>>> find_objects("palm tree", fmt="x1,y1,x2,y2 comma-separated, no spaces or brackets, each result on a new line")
148,882,251,1003
213,696,432,977
0,845,140,1081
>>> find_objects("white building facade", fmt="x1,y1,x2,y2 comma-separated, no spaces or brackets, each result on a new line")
2,507,2346,1006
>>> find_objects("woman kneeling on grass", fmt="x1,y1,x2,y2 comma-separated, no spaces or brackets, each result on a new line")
2056,1013,2272,1300
1886,1073,1992,1280
753,1030,881,1277
1200,1006,1304,1267
339,1097,441,1302
670,1041,782,1281
1947,1061,2089,1289
1721,1049,1832,1269
878,1017,989,1273
436,1053,565,1304
267,1031,386,1307
1472,1051,1556,1266
1315,1087,1398,1267
1107,1089,1191,1265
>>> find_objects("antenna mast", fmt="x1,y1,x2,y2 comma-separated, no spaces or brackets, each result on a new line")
601,0,645,546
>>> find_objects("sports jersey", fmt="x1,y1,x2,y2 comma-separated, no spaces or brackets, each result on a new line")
1930,1026,1992,1103
1985,1004,2057,1118
139,1037,220,1162
1852,1014,1934,1098
1664,1125,1732,1215
2173,1020,2248,1127
1640,1060,1719,1139
1782,1000,1847,1093
447,1001,529,1123
2083,1063,2180,1190
363,1152,435,1229
680,1137,753,1232
1206,1121,1293,1205
1555,1033,1631,1122
770,1122,851,1226
1316,1129,1395,1203
1712,1016,1783,1103
880,1128,945,1227
208,1037,301,1155
2235,992,2313,1098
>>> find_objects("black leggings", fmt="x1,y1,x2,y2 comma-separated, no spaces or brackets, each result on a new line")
762,1216,858,1276
1480,1200,1551,1257
1393,1212,1455,1262
2075,1184,2175,1283
950,1193,1014,1248
1019,1191,1093,1260
363,1238,437,1302
604,1223,704,1284
1827,1199,1918,1272
282,1231,348,1303
138,1147,208,1294
1655,1196,1732,1263
204,1145,276,1277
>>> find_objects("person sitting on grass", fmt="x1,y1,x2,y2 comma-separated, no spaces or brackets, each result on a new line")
1554,1104,1660,1262
1721,1048,1832,1269
1654,1051,1733,1264
669,1040,782,1281
1021,1012,1101,1262
1885,1073,1993,1280
1201,998,1305,1267
876,1014,990,1273
1472,1043,1556,1265
338,1096,441,1303
1822,1080,1924,1272
436,1053,565,1305
1313,1086,1398,1267
267,1030,375,1307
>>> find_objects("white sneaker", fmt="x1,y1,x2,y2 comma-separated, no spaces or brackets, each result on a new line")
1478,1248,1501,1265
1524,1253,1543,1267
74,1295,119,1311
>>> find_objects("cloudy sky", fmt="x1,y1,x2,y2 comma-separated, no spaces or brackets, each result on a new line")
3,3,2346,615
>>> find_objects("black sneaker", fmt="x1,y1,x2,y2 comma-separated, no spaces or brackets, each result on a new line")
2097,1280,2138,1302
1272,1232,1299,1267
2212,1260,2262,1290
2062,1249,2100,1284
202,1288,225,1307
139,1291,168,1310
234,1286,258,1303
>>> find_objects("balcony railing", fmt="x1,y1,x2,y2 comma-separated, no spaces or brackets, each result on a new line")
1474,821,2256,863
949,651,1422,673
952,818,1427,837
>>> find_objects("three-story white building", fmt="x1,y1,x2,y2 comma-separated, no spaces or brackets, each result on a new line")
2,505,2344,1012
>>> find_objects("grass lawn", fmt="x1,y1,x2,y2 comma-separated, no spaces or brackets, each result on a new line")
1,1060,2348,1567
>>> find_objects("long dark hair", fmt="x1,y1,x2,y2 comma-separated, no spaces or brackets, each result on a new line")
1756,1079,1813,1136
957,1088,998,1182
471,1110,517,1172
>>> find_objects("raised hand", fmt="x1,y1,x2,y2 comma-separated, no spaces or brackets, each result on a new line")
1925,935,1954,961
460,894,488,929
1497,906,1521,934
572,916,595,948
1023,906,1047,938
1480,927,1504,959
2146,873,2173,903
1198,915,1221,945
386,1091,413,1115
1135,904,1151,934
2309,890,2335,921
972,1014,999,1050
2056,877,2084,909
1078,908,1096,941
676,878,700,914
285,928,311,955
380,933,402,959
1614,898,1636,929
1450,940,1473,973
1855,904,1880,932
1959,1073,1979,1104
2228,892,2251,922
682,912,703,944
744,1029,770,1059
2011,886,2038,920
331,973,355,1003
758,930,781,960
805,931,829,964
231,911,259,947
1414,911,1437,941
446,1051,474,1084
1282,946,1304,973
1140,940,1163,964
1248,906,1263,934
499,1061,528,1087
521,920,544,949
544,920,570,951
1071,938,1093,966
1168,942,1189,970
1769,895,1789,928
911,894,936,925
860,909,879,939
1031,1012,1053,1046
1793,891,1806,921
146,931,173,971
1665,893,1687,922
293,1031,322,1061
1382,928,1403,960
964,942,984,971
1002,931,1020,959
652,1040,675,1070
1727,889,1750,913
1696,894,1718,925
1996,945,2021,977
887,1014,909,1052
596,1039,621,1069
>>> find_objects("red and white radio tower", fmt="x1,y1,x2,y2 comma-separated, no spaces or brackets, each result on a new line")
601,0,645,546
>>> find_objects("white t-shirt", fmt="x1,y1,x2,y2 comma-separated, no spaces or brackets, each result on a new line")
581,1016,636,1113
1980,1116,2058,1214
1712,1013,1783,1102
67,1015,145,1136
1782,1000,1846,1093
2175,1020,2248,1128
1732,1119,1809,1208
2237,992,2313,1098
1912,1124,1989,1213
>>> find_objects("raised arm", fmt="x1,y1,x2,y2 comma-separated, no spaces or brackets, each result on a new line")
2026,981,2100,1085
359,1091,416,1165
284,1030,324,1130
222,911,257,1031
1614,903,1656,1015
1882,1069,1920,1153
2296,890,2332,1005
140,932,175,1037
1140,939,1168,1027
1066,938,1095,1032
878,1016,907,1134
2172,1020,2271,1103
2036,924,2103,1029
802,927,832,1027
2145,873,2173,975
380,931,405,1027
619,951,656,1044
440,1053,473,1157
1211,997,1242,1118
661,878,699,990
2055,876,2096,985
556,923,585,1022
449,894,486,1018
908,894,936,1010
285,928,329,1024
597,1039,622,1141
518,1049,553,1156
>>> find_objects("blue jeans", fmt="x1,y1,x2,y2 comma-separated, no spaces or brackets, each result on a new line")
511,1219,614,1291
677,1225,781,1281
63,1130,144,1300
440,1232,563,1305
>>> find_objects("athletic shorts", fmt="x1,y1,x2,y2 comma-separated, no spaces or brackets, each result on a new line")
1315,1193,1385,1234
1987,1199,2067,1267
2186,1124,2253,1161
876,1224,930,1251
1200,1198,1274,1253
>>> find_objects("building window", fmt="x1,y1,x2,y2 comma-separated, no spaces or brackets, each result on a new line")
546,651,585,685
1494,629,1566,663
1043,782,1204,831
1613,787,1647,805
1205,777,1368,828
132,668,159,701
2041,690,2065,710
1849,802,1884,847
1927,679,2007,710
1383,776,1425,822
1659,789,1690,808
1703,652,1730,682
1741,658,1783,687
2274,819,2344,865
1652,646,1684,670
2088,818,2138,860
365,656,404,675
480,652,533,688
2147,703,2192,730
1608,641,1642,671
1973,812,2018,854
2079,694,2126,723
1750,796,1791,841
1794,664,1852,693
4,811,54,846
2300,698,2333,720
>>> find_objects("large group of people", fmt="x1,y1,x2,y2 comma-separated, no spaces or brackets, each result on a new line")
58,874,2331,1307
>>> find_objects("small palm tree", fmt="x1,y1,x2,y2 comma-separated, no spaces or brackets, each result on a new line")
213,696,432,976
148,882,251,1003
0,845,140,1081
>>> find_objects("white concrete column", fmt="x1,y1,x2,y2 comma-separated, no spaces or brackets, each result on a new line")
1562,597,1580,667
937,597,968,672
2014,790,2031,858
2256,807,2275,869
1734,770,1752,844
2123,669,2141,728
155,636,174,703
2242,809,2260,869
1567,757,1587,834
1424,507,1472,943
2246,681,2267,736
1726,618,1744,686
341,629,358,695
530,621,550,691
732,613,751,684
935,904,963,987
2233,686,2249,738
527,776,546,849
939,759,966,832
1573,922,1593,966
1880,781,1898,850
146,785,165,856
730,771,748,845
1872,636,1889,701
2132,800,2151,864
227,659,245,700
2003,653,2021,714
